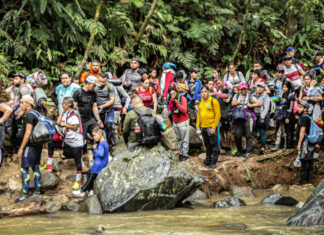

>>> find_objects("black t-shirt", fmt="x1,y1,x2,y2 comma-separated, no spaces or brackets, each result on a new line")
23,110,39,146
73,88,97,122
299,115,311,136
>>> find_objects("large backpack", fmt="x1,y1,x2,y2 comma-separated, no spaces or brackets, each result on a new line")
29,110,55,145
299,114,323,144
133,108,161,146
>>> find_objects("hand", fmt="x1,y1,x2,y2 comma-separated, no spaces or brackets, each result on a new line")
124,81,131,87
285,119,289,124
93,143,98,149
239,98,244,103
210,128,215,135
122,107,127,115
297,144,301,151
99,105,104,112
17,149,23,158
98,120,104,128
302,97,309,101
196,127,200,131
195,100,199,105
247,103,253,108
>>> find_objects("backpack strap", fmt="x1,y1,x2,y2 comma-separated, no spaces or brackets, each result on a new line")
65,110,83,134
149,86,153,95
106,82,111,93
133,108,144,117
28,110,41,120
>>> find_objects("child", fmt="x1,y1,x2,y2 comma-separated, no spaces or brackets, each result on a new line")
73,127,109,197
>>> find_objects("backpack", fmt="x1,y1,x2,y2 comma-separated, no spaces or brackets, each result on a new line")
29,110,55,145
299,114,323,144
133,108,161,146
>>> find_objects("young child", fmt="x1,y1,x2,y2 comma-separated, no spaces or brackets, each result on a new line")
73,127,109,197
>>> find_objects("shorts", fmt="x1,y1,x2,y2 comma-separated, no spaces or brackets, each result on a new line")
82,118,99,139
21,145,43,168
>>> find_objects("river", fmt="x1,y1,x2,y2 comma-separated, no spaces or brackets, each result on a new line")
0,189,323,234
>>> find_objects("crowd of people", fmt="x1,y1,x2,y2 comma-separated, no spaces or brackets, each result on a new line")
0,48,323,202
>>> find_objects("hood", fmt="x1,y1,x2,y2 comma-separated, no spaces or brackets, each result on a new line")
90,64,101,76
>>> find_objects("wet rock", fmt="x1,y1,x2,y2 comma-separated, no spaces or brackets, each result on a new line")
30,171,59,190
62,201,80,212
213,197,246,208
8,179,22,192
289,184,315,193
184,189,208,201
261,193,298,206
79,196,102,214
44,200,62,212
160,128,179,151
52,160,61,172
95,145,204,213
286,179,324,226
272,184,288,193
28,194,43,204
183,200,213,208
189,126,202,148
229,186,255,198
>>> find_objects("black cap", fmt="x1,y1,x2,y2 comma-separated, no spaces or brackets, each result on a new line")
131,57,140,63
251,69,261,77
282,55,292,60
189,68,199,73
314,51,323,57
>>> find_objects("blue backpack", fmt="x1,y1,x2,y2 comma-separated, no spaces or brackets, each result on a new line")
300,114,323,144
29,110,55,145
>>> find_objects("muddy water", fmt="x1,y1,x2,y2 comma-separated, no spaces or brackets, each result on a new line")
1,190,323,235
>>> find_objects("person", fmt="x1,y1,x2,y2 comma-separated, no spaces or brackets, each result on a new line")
196,86,221,169
52,71,80,114
187,68,202,104
269,66,286,97
160,62,176,98
212,68,222,84
253,62,269,82
79,59,101,85
95,73,116,149
168,87,190,162
223,63,245,89
121,57,142,94
299,73,323,122
282,55,305,91
175,71,189,94
73,76,104,153
0,101,13,167
272,81,294,151
254,82,271,155
148,68,161,96
231,82,260,157
136,73,158,113
286,46,305,70
15,95,43,203
72,76,80,84
5,71,17,103
248,69,271,95
295,101,316,185
73,127,109,197
12,72,33,105
313,51,324,85
123,95,156,151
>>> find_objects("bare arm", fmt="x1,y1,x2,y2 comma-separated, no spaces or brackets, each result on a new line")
92,102,100,121
152,93,157,113
18,123,33,155
99,96,116,110
297,126,306,150
0,103,12,124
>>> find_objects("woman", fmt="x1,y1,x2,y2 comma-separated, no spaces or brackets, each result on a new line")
231,82,260,157
57,97,84,190
299,73,323,122
168,87,190,162
148,68,161,96
136,74,158,113
248,69,271,95
175,71,189,94
223,63,245,89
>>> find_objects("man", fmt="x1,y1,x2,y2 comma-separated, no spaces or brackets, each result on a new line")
313,51,324,80
0,101,13,167
269,66,286,97
52,71,80,114
160,62,176,98
5,71,17,103
295,101,316,185
123,95,155,151
286,47,305,70
15,95,42,202
253,62,269,82
73,76,104,152
282,55,305,91
79,60,101,85
94,73,116,150
120,58,142,94
196,86,221,169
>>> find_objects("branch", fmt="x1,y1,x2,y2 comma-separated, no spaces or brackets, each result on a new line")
75,0,102,78
134,0,158,46
231,0,251,62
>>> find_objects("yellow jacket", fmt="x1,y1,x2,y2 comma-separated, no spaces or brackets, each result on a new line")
196,96,221,129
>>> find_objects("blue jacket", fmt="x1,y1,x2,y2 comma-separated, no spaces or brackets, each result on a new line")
186,79,202,101
91,141,109,174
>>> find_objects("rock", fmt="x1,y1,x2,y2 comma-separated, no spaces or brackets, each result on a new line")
184,189,208,201
183,200,212,208
52,160,61,172
289,184,315,193
286,179,324,226
66,174,76,183
8,180,22,192
229,186,255,198
62,201,80,212
189,126,202,148
213,197,246,208
45,200,62,212
96,226,105,233
160,128,179,151
30,171,59,190
95,144,204,213
261,193,298,206
272,184,288,193
79,196,102,214
28,194,43,204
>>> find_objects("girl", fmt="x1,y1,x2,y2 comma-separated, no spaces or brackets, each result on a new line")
148,68,161,96
136,74,158,113
248,69,271,95
223,63,245,89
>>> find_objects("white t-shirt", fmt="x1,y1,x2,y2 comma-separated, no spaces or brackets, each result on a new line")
62,111,83,148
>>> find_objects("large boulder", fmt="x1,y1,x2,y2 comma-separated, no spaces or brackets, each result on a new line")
160,128,179,151
261,193,298,207
213,196,246,208
189,126,202,148
95,144,204,213
79,196,102,214
30,171,59,190
286,179,324,226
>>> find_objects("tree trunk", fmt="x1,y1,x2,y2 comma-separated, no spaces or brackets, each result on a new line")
231,0,251,62
286,0,298,39
134,0,158,45
75,0,102,78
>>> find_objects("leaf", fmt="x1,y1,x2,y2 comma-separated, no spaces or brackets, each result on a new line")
40,0,48,15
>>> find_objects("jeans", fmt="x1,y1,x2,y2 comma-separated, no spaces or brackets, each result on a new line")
234,118,252,153
256,113,270,148
201,127,219,161
100,110,115,149
173,120,190,157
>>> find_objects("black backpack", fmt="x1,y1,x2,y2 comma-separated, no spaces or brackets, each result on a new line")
133,108,161,146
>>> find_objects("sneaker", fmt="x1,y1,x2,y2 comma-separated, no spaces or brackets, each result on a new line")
72,181,81,190
46,164,53,172
88,190,95,196
72,189,86,197
15,194,30,203
180,156,189,162
241,152,250,158
209,163,217,169
178,155,183,162
234,152,242,157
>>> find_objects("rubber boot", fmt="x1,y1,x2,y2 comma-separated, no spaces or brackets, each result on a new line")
209,156,217,169
271,144,279,151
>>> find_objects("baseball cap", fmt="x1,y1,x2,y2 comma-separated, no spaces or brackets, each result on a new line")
282,55,292,60
189,68,199,73
286,47,294,52
238,82,248,90
21,95,35,106
313,51,323,58
131,57,140,63
86,75,97,84
298,100,310,109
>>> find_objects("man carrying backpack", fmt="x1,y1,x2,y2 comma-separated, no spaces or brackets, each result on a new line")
123,95,158,151
15,95,43,203
295,101,321,185
120,58,142,95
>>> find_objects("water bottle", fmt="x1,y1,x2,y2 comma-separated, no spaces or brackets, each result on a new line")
156,115,167,132
293,151,301,168
134,121,142,141
88,150,94,167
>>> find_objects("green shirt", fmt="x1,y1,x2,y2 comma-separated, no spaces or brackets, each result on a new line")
123,106,156,143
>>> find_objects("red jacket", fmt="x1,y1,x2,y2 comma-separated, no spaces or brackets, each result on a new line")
163,72,174,98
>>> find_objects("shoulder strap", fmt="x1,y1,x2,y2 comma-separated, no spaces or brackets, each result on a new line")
66,111,83,134
135,87,139,93
106,82,111,92
28,110,41,120
133,108,144,117
149,86,153,95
